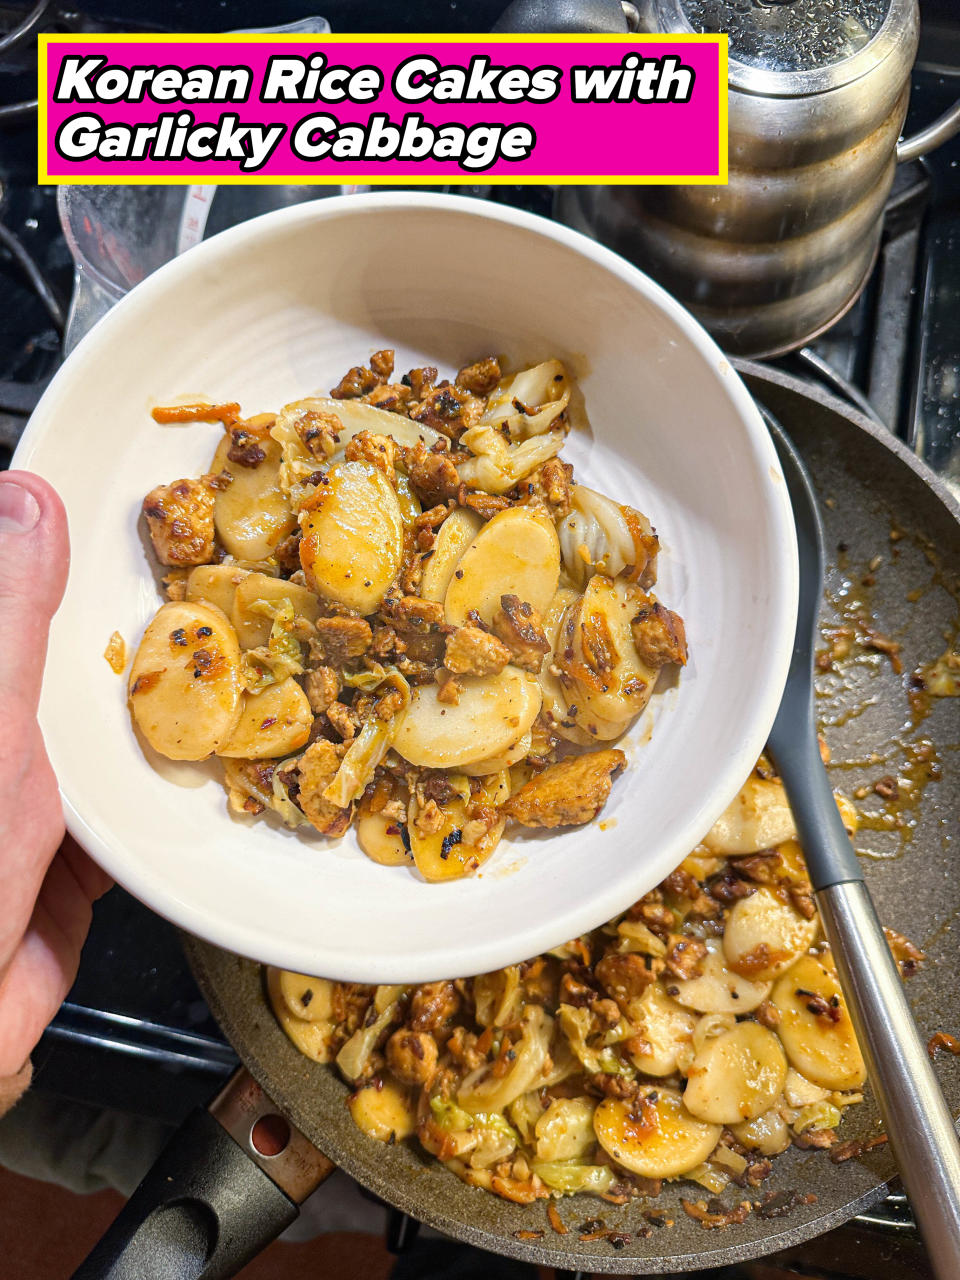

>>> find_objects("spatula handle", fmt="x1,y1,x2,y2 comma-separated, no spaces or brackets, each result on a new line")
816,879,960,1277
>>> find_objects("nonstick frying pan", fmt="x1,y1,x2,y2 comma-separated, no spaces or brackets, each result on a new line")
74,362,960,1278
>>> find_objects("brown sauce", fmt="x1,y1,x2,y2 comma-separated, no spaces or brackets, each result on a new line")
812,523,959,864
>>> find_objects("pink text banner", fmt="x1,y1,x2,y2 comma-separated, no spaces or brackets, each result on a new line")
39,34,727,186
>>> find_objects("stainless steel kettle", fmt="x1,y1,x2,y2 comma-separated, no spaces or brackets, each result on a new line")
543,0,960,357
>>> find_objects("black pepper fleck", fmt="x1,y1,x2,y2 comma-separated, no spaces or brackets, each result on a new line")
440,829,462,859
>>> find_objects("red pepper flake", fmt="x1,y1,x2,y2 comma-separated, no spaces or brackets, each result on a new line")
259,717,277,730
547,1201,567,1235
130,670,162,695
512,1229,544,1241
578,1229,611,1243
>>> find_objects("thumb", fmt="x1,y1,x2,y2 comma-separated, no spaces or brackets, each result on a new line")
0,472,69,715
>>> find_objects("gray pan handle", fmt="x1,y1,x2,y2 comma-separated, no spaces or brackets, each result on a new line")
72,1070,334,1280
772,721,960,1278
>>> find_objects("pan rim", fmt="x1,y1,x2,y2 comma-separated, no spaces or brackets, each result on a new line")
182,932,894,1274
735,359,960,526
184,362,960,1271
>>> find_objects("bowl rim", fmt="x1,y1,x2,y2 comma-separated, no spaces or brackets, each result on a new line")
15,190,799,977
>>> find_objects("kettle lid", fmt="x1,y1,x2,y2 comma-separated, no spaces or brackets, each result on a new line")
651,0,913,92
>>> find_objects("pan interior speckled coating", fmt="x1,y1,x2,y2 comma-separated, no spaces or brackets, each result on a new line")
183,363,960,1274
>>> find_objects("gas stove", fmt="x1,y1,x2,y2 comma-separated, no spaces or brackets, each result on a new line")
2,4,958,1277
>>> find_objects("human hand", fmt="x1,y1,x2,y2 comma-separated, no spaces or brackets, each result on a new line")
0,472,111,1082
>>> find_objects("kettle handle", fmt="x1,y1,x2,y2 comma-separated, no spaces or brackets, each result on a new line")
493,2,958,164
491,0,628,32
897,99,960,163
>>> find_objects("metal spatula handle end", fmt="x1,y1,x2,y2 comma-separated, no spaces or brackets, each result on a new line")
774,715,960,1277
817,879,960,1272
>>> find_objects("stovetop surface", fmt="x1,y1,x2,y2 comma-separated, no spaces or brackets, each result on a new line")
2,4,959,1276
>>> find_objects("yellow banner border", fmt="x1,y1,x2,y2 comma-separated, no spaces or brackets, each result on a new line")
38,32,728,186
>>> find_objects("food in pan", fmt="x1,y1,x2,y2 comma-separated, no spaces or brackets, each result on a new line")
128,352,687,881
268,762,921,1216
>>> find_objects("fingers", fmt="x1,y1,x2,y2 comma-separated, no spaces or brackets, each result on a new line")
0,472,70,964
0,471,69,716
0,739,65,966
0,474,83,1078
59,834,113,904
0,845,100,1078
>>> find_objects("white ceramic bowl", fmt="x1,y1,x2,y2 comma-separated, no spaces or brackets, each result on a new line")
15,193,797,982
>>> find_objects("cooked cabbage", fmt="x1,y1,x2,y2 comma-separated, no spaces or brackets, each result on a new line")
507,1090,546,1144
271,768,313,829
558,485,657,589
557,1004,636,1078
240,600,304,691
336,997,400,1083
323,718,394,808
479,360,571,440
473,967,523,1029
531,1161,616,1194
457,425,565,495
458,1006,553,1113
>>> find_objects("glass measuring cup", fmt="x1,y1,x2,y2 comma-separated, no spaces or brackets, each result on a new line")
55,16,358,352
57,183,362,352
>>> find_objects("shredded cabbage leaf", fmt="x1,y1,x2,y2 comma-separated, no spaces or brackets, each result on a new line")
457,426,564,495
430,1098,518,1142
473,967,523,1029
479,360,571,441
686,1162,729,1193
241,599,304,691
531,1161,615,1195
336,999,399,1083
458,1006,554,1113
321,668,409,806
323,718,393,808
534,1096,596,1162
558,486,649,588
271,769,312,829
557,1004,636,1077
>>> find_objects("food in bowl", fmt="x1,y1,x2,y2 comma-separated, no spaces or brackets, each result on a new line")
128,351,687,882
268,762,920,1218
